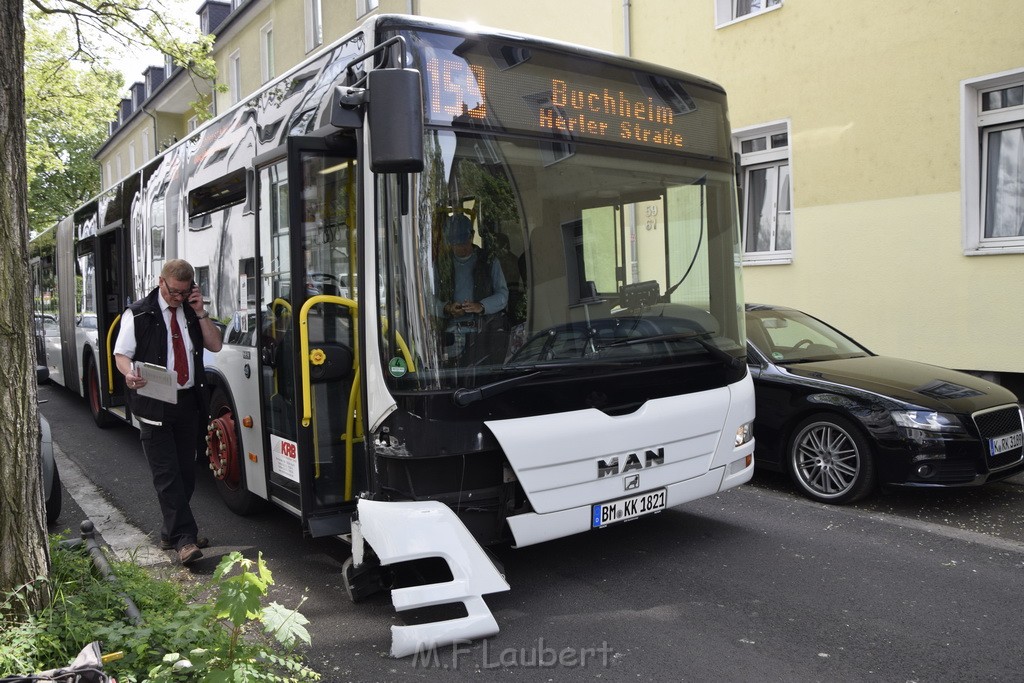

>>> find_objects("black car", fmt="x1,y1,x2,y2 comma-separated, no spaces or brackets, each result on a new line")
746,304,1024,504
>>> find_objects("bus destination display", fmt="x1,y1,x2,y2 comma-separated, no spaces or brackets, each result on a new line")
416,35,726,158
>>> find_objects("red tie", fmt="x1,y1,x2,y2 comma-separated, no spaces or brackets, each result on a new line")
170,308,188,386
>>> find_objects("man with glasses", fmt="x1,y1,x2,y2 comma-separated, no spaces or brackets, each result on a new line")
113,259,223,566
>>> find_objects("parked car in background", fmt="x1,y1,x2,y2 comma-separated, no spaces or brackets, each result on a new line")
745,304,1024,504
37,366,61,524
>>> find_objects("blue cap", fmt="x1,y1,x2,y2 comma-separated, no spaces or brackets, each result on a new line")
444,214,473,244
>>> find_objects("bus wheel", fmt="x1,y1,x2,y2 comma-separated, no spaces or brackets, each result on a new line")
207,387,264,515
86,356,115,428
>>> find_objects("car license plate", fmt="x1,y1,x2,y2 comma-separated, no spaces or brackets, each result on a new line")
989,430,1023,456
592,488,667,528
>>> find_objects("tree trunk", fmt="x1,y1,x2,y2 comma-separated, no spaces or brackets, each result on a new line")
0,0,50,613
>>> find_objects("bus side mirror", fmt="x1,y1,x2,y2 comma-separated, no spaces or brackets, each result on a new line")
367,68,424,173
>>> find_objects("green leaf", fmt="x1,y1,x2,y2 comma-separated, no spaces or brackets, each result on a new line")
261,602,312,647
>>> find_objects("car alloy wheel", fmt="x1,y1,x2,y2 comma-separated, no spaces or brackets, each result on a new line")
788,413,875,504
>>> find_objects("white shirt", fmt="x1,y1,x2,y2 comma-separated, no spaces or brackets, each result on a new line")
113,295,195,389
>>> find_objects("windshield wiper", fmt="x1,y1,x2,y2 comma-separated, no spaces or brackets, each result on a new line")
452,370,549,407
602,332,746,371
452,359,639,407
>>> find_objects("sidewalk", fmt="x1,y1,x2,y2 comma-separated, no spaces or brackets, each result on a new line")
52,441,168,567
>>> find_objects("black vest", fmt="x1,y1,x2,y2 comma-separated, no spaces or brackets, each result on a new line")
127,287,208,422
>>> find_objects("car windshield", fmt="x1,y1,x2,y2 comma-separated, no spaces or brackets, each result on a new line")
747,308,870,364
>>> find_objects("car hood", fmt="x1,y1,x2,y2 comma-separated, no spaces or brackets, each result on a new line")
779,356,1018,412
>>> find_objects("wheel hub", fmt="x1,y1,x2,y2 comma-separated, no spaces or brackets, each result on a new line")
206,412,240,485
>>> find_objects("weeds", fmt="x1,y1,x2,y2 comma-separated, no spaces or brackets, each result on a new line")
0,538,319,682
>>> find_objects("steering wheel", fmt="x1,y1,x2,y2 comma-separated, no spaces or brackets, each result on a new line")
309,272,340,284
794,338,815,349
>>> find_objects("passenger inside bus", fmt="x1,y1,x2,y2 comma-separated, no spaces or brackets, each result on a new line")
435,213,509,366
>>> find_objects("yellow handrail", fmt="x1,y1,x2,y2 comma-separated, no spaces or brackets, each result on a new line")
105,313,121,394
297,295,413,500
344,367,363,501
381,317,416,373
297,297,415,427
299,295,358,428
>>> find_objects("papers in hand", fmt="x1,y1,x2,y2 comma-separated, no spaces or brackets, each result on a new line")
134,361,178,404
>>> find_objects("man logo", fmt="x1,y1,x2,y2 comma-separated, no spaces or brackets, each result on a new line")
624,474,640,491
597,448,665,479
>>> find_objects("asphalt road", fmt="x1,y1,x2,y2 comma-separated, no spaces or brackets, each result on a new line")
40,382,1024,682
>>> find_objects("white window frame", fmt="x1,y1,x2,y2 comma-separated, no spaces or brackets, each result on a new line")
229,49,242,104
260,22,275,83
715,0,782,28
115,155,123,182
357,0,379,17
304,0,323,53
962,68,1024,255
141,130,150,162
129,141,137,172
105,162,113,190
734,120,793,265
187,115,199,133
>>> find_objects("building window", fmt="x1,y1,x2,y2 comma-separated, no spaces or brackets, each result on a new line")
735,121,793,264
229,50,241,104
116,155,123,182
105,162,112,189
963,69,1024,254
715,0,782,27
129,141,137,172
305,0,323,53
357,0,379,17
187,115,199,133
142,130,150,162
260,22,275,83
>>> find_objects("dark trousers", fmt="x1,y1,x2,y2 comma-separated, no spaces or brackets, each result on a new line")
140,388,199,550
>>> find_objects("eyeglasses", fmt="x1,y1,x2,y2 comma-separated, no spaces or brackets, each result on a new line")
162,280,191,297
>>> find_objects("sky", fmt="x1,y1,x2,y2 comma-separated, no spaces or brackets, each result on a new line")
110,0,204,95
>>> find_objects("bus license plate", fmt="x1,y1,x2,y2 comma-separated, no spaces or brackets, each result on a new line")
592,488,667,528
989,431,1023,456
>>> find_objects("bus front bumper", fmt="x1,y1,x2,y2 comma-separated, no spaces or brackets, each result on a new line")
352,499,510,658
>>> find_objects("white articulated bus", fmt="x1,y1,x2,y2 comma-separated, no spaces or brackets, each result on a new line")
31,14,754,656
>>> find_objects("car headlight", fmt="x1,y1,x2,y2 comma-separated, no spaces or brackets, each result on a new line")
891,410,966,435
735,421,754,447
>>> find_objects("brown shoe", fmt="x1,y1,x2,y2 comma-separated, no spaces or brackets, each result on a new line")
178,543,203,565
161,536,209,551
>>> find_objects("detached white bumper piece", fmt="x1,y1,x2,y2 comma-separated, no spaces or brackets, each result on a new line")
352,499,510,658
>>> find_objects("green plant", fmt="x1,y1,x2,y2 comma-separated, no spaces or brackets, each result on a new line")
0,539,319,682
144,551,319,683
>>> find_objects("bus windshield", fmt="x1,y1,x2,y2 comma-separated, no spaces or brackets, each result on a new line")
378,28,745,391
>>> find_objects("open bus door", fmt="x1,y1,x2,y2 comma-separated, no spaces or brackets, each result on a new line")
255,136,365,537
76,214,131,427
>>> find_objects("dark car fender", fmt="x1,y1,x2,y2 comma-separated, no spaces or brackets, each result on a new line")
40,414,55,495
751,367,905,472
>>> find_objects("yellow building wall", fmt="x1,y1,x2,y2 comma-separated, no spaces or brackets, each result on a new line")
627,0,1024,375
418,0,621,53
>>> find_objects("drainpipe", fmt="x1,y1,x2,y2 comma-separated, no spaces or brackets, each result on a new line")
141,104,158,157
622,0,631,57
